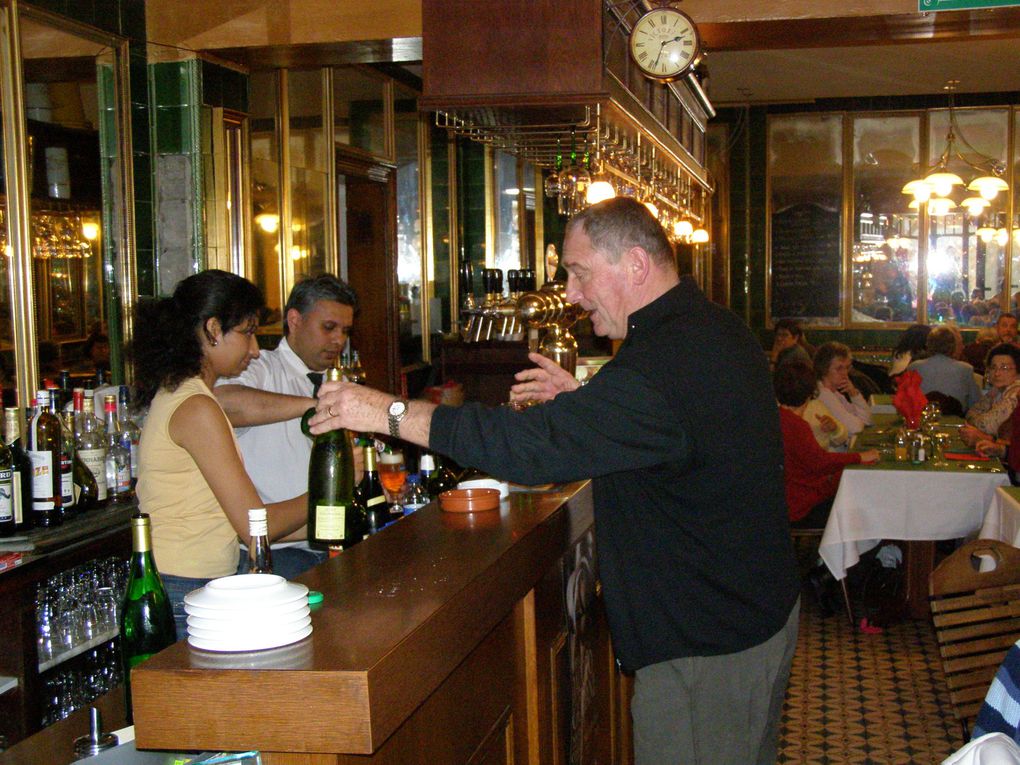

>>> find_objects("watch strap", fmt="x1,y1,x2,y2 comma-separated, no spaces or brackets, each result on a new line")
388,399,409,438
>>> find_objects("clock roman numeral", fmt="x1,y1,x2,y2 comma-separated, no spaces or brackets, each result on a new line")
638,51,648,62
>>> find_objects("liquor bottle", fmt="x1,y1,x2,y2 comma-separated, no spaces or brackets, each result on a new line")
75,391,108,505
347,350,366,385
5,408,33,532
63,412,99,512
118,386,141,486
307,367,362,550
27,390,62,528
0,429,15,537
120,513,177,721
355,445,387,533
401,474,429,515
49,392,75,518
103,395,132,502
247,508,273,574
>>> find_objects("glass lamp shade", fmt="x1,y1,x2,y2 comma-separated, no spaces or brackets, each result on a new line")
961,197,991,216
691,228,709,244
675,219,694,239
924,171,964,198
927,197,957,216
995,228,1010,247
585,181,616,205
967,176,1009,201
643,201,659,219
977,226,996,243
902,180,933,202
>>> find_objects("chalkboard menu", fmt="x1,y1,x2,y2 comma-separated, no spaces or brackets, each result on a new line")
770,202,841,323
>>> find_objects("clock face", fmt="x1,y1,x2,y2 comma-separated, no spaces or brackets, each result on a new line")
628,8,701,81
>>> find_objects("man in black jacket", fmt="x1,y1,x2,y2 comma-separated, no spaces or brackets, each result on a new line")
311,197,800,764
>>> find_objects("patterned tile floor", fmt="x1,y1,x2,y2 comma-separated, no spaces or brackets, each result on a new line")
778,590,964,764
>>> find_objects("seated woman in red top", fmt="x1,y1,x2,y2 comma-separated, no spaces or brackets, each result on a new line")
775,361,880,528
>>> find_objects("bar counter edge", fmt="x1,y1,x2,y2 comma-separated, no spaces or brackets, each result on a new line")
131,479,625,764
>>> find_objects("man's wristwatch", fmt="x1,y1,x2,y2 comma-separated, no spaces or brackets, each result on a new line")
388,398,409,439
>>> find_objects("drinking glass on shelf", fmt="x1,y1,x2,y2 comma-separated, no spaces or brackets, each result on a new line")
378,451,407,518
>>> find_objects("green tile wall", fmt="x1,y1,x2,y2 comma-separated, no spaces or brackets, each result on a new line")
458,139,486,299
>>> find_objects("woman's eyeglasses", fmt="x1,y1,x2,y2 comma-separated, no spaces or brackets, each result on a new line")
989,364,1016,372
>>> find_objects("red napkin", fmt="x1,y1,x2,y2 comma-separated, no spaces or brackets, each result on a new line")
892,370,928,428
944,452,990,462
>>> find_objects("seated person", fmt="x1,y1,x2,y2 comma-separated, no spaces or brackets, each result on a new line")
803,397,849,452
775,361,879,529
963,343,1020,448
975,401,1020,485
814,342,872,439
963,327,998,376
907,326,982,412
770,318,813,369
888,323,932,378
83,322,111,382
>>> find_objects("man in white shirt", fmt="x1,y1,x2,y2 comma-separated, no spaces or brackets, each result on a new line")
215,274,357,578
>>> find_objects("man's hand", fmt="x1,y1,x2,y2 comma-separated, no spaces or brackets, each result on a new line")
309,381,390,435
960,424,989,447
815,413,838,433
509,352,581,404
976,438,1007,458
857,449,880,464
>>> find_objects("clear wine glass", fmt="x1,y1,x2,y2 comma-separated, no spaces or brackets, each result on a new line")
378,451,407,518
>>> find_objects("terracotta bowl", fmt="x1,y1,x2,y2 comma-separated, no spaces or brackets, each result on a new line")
439,488,500,513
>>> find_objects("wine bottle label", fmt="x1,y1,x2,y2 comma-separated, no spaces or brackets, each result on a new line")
365,495,385,507
12,472,23,524
78,449,108,500
0,469,12,523
129,441,139,478
28,451,55,510
314,503,347,540
60,455,74,506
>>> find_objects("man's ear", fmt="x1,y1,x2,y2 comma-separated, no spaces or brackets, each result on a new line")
285,308,303,335
625,246,651,286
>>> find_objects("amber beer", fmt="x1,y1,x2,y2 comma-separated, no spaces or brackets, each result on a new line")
378,451,407,497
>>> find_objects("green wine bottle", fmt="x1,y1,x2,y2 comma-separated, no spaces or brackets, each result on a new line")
307,368,362,550
120,513,177,722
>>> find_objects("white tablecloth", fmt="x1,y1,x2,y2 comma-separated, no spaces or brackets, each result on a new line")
820,466,1010,580
980,487,1020,547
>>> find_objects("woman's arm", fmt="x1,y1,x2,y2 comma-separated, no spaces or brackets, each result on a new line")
169,394,308,545
968,383,1020,437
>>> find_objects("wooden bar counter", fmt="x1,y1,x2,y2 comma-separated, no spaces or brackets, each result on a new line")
132,480,631,765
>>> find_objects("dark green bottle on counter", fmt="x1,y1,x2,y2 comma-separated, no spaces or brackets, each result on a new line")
120,513,177,722
307,367,363,550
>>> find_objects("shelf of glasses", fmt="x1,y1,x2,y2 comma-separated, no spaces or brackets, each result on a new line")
0,675,18,695
38,627,119,673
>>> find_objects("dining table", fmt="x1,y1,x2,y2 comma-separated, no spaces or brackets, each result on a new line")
980,486,1020,547
820,413,1010,618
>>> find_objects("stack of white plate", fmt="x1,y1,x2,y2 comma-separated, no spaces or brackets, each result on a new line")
183,574,311,652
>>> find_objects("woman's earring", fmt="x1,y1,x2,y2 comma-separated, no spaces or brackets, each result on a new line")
210,339,218,347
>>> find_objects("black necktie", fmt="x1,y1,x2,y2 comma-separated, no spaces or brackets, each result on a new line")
307,372,323,397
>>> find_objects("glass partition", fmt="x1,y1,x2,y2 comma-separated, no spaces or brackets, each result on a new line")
851,114,920,324
928,107,1010,326
333,68,386,158
250,70,282,326
287,69,327,282
493,150,521,275
395,83,422,365
768,113,843,326
1012,109,1020,314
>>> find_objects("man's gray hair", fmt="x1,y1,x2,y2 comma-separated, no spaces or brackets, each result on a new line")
566,197,676,268
283,274,358,336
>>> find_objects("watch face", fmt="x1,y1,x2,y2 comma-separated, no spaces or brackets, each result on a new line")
388,400,407,417
629,8,701,81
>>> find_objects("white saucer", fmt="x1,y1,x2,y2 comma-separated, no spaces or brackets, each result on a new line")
186,612,310,634
187,615,312,642
184,580,308,611
183,596,309,621
457,478,510,499
187,623,313,652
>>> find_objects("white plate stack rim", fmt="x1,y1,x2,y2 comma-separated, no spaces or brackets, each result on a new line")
183,574,312,652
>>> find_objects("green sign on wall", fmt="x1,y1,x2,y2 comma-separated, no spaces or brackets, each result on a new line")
920,0,1020,9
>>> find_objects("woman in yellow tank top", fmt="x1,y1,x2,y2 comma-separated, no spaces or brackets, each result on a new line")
132,270,309,635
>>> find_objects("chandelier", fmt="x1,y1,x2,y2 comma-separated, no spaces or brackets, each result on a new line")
902,80,1009,216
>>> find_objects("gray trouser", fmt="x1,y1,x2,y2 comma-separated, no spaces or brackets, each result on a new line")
632,597,800,765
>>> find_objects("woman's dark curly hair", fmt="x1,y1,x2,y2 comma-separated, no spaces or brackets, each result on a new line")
985,343,1020,374
131,270,263,406
774,360,818,407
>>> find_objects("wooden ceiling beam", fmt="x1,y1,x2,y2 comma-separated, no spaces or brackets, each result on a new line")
701,9,1020,51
